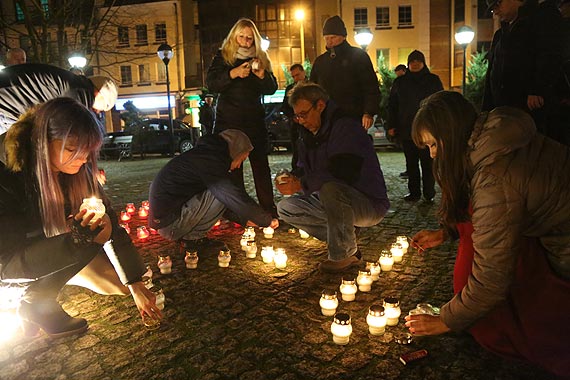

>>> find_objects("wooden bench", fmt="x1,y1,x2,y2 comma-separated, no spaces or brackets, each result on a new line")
101,135,133,161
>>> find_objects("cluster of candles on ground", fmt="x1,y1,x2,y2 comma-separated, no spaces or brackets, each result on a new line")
321,236,415,345
118,200,158,240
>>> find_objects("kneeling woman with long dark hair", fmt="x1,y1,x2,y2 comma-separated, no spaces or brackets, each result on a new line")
0,98,160,337
406,91,570,377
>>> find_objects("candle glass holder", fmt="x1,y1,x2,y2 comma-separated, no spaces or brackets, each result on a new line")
244,226,256,239
218,249,231,268
330,313,352,345
339,278,357,301
383,297,401,326
126,203,136,215
184,251,199,269
245,241,257,259
379,250,394,272
138,207,148,219
366,261,381,281
319,289,339,316
80,197,106,224
299,229,310,239
356,270,373,292
390,242,404,263
119,223,131,234
137,226,150,240
142,275,154,289
120,210,131,222
366,305,387,335
261,246,274,264
157,255,172,274
151,286,165,310
396,236,410,254
274,248,288,269
142,313,161,330
141,200,150,210
263,227,274,239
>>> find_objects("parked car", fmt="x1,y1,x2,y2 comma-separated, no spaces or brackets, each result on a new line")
264,102,291,152
367,119,399,149
101,118,197,159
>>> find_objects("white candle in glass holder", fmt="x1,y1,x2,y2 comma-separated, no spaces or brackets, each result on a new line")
245,240,257,259
366,304,387,335
274,248,288,269
263,227,274,239
240,235,251,251
383,297,401,326
151,287,165,310
390,242,404,263
218,249,231,268
244,226,256,239
261,246,274,263
157,255,172,274
80,197,106,224
330,313,352,345
184,251,199,269
366,261,381,281
397,236,409,254
379,250,394,272
299,229,310,239
356,270,373,292
319,289,339,316
339,278,358,301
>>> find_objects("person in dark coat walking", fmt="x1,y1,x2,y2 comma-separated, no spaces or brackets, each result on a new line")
0,98,159,338
388,50,443,202
148,129,278,252
206,18,278,217
310,15,380,130
198,94,215,136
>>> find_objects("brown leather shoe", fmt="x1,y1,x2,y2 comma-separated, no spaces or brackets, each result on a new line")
319,251,362,273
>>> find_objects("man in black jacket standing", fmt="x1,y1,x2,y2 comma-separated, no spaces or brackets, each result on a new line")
148,129,279,252
310,16,380,130
388,50,443,202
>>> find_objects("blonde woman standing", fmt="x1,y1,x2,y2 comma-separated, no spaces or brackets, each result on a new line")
207,18,278,217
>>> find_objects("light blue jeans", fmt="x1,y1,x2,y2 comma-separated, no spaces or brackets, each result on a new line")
158,190,226,242
277,182,386,261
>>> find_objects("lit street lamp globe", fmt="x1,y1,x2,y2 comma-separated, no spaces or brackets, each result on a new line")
455,25,475,47
68,53,87,69
157,43,173,64
355,28,373,50
294,9,305,21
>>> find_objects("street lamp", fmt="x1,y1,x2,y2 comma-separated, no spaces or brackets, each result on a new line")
454,25,475,94
355,28,373,50
68,52,87,75
295,9,305,62
157,43,174,155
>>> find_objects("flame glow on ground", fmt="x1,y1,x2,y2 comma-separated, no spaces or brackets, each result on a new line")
0,285,28,343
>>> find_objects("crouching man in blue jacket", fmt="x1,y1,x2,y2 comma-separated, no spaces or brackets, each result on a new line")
276,83,389,273
149,129,279,252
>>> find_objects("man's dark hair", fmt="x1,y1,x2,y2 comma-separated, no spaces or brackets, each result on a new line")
290,63,304,72
288,82,329,107
395,64,407,72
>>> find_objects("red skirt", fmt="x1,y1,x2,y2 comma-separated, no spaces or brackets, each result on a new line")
455,221,570,378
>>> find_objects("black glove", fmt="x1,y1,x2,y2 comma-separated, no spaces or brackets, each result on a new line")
67,217,102,247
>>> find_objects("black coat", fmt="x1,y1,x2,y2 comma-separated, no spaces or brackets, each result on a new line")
482,1,564,111
206,50,278,144
0,162,144,283
148,134,272,230
310,40,380,119
387,67,443,139
0,63,95,134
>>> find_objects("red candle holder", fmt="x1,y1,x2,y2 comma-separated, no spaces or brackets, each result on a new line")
138,207,148,219
125,203,136,215
137,226,150,240
120,210,131,222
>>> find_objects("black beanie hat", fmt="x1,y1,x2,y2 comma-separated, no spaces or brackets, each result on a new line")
407,50,426,64
323,16,347,37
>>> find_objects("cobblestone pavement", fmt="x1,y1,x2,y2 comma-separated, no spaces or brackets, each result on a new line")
0,152,556,380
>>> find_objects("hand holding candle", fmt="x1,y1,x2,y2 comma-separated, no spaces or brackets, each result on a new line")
80,197,106,224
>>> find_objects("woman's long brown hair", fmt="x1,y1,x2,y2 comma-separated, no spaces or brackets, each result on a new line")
411,91,478,230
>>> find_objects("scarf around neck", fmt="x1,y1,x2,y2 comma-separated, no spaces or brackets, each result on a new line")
236,46,256,60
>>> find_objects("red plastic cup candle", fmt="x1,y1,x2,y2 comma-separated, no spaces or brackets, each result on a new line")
125,203,136,215
120,210,131,222
149,227,158,235
137,226,150,240
141,200,150,210
138,207,148,219
119,223,131,234
80,197,106,224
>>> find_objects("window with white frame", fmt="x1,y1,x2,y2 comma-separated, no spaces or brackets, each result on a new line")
354,8,368,27
120,65,132,86
136,25,148,45
138,64,150,84
376,7,390,28
118,26,129,47
157,63,166,82
398,5,413,27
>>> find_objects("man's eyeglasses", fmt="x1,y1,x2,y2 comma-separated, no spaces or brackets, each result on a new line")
293,103,316,122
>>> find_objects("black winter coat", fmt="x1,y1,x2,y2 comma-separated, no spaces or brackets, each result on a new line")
387,67,443,139
0,163,144,284
206,51,278,143
310,40,380,120
0,63,95,134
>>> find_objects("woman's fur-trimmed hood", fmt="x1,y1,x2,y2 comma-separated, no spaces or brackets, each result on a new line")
4,110,35,173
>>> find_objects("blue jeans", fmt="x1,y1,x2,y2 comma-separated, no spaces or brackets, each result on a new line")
277,182,386,261
158,190,226,241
